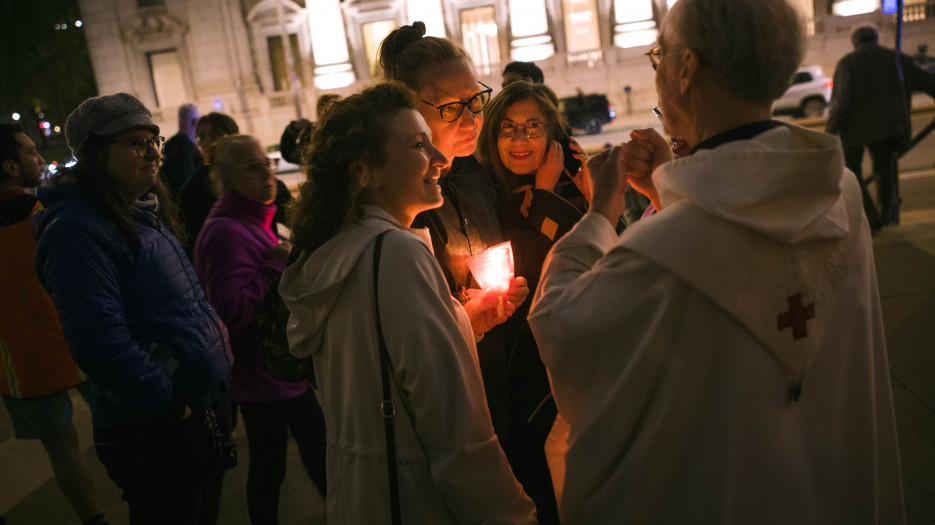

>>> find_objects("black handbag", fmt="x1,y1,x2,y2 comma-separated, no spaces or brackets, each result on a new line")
373,230,402,525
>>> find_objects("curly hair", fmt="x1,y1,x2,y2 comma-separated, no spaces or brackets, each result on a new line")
290,82,417,255
378,21,473,92
477,80,570,206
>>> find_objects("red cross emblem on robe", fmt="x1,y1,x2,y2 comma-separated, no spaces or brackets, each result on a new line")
777,293,815,340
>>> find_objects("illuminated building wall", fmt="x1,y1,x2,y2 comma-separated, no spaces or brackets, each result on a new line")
76,0,935,147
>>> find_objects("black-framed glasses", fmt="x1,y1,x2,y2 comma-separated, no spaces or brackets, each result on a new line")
645,47,662,70
113,136,165,157
421,81,493,123
230,158,280,173
497,120,548,139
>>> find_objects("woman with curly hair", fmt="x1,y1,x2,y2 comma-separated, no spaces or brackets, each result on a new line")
279,82,536,524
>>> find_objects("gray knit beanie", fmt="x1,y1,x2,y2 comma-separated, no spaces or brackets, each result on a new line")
65,93,160,158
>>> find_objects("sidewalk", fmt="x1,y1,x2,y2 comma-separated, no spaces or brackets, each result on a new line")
3,184,934,524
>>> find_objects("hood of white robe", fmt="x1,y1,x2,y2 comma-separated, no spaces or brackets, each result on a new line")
279,206,433,359
621,125,861,374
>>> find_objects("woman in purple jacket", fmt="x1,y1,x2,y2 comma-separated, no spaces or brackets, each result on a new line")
193,134,326,523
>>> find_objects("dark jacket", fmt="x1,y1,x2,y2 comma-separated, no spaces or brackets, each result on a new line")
33,184,232,428
160,132,203,198
827,42,935,147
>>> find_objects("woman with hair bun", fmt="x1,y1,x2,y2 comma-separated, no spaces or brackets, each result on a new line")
379,22,570,523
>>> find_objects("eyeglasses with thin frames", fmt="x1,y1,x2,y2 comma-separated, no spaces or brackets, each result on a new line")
229,158,280,173
421,81,493,123
497,121,549,140
645,47,662,70
113,136,165,157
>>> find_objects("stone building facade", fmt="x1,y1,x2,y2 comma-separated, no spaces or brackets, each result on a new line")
76,0,935,147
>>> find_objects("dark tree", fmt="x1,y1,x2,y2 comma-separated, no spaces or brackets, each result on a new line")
0,0,98,149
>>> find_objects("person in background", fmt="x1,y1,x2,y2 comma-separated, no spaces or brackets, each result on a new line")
193,134,326,524
502,61,545,88
529,0,903,521
826,25,935,230
280,81,536,524
279,93,341,166
0,123,107,525
377,21,529,460
160,103,202,199
476,80,592,523
33,93,233,525
178,112,292,256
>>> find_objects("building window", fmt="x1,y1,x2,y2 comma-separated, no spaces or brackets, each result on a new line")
147,49,188,108
562,0,601,54
460,6,500,76
407,0,446,37
267,34,304,92
509,0,554,61
612,0,657,48
831,0,879,16
362,20,397,77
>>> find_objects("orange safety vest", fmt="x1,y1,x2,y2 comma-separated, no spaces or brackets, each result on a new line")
0,201,85,398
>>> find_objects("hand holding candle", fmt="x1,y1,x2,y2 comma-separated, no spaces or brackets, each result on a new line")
467,242,515,317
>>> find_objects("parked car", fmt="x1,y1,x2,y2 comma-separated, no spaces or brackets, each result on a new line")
559,93,616,134
773,66,833,118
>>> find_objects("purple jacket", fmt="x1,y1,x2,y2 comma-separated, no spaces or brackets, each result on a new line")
194,190,307,403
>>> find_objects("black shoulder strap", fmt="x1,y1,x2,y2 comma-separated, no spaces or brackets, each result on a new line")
373,230,401,525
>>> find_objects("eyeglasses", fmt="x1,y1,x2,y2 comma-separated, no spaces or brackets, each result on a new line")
230,158,280,173
421,81,493,123
497,120,548,139
651,106,664,122
645,47,663,70
113,136,165,157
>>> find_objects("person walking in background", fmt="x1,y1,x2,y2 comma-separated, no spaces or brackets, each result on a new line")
278,93,341,166
280,82,536,524
160,103,202,199
827,25,935,229
193,134,326,524
33,93,233,525
529,0,903,521
0,123,107,525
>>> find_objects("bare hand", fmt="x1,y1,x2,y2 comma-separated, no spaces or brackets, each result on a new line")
624,128,672,211
462,288,516,337
268,240,293,263
505,276,529,307
586,145,628,225
535,141,565,192
567,139,593,203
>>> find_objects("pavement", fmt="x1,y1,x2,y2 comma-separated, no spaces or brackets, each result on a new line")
2,115,934,524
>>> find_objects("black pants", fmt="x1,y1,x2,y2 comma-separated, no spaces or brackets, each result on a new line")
844,140,901,227
93,397,232,525
239,387,327,525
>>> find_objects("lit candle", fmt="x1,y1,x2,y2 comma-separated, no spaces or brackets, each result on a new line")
467,241,514,317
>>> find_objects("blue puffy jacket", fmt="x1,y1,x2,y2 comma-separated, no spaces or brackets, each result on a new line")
33,185,232,428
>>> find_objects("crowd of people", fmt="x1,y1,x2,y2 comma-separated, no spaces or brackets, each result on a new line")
3,0,927,522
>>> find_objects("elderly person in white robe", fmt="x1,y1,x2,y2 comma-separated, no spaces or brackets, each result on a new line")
527,0,904,522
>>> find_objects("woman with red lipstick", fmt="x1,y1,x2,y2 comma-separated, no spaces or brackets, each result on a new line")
192,134,327,524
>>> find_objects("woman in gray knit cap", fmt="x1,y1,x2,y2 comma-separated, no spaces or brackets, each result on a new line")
33,92,234,525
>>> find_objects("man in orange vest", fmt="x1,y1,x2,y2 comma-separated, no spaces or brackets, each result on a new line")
0,123,107,525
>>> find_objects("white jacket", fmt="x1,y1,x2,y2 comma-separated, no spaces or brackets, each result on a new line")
529,125,904,524
280,206,536,524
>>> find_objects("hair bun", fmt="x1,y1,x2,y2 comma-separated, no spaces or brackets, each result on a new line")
379,22,426,78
